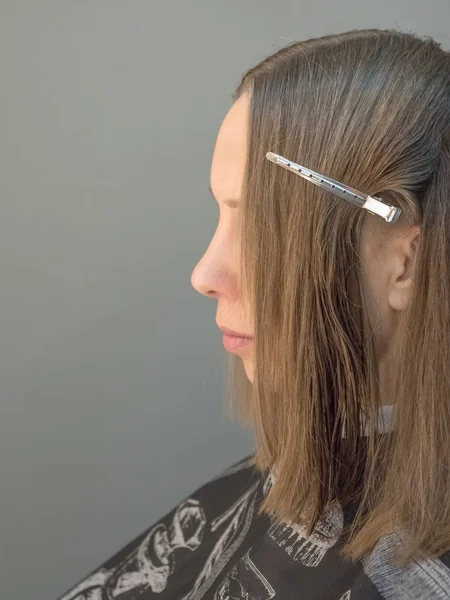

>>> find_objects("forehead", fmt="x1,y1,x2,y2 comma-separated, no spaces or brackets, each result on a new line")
210,93,249,202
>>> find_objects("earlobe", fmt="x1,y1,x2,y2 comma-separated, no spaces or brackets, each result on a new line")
388,278,413,312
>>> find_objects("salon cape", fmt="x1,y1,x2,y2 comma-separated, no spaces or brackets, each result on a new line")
57,406,450,600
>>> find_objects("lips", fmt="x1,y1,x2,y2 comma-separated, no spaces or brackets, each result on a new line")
222,333,254,352
218,325,254,338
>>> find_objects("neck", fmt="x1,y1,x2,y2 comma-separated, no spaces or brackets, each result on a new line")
378,328,400,406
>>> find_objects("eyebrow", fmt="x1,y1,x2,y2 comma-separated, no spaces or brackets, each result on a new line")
208,185,240,209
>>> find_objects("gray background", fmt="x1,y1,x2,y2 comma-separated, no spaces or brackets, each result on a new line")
1,2,449,599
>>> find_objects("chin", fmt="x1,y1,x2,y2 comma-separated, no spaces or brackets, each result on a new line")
243,359,254,384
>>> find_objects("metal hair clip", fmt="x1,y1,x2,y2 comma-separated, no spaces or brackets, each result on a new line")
266,151,401,223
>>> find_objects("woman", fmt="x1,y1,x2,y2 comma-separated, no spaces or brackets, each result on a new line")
58,28,450,599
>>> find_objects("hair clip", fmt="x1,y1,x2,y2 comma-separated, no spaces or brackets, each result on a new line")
266,152,401,223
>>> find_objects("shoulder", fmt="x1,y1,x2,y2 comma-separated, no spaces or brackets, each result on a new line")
193,453,260,491
57,454,264,600
362,532,450,599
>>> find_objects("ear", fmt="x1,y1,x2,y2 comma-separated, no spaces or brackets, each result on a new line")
387,225,421,312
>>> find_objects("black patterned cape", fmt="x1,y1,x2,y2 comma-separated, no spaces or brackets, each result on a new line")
57,453,450,600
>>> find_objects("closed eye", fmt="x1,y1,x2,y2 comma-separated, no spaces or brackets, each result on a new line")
209,185,240,209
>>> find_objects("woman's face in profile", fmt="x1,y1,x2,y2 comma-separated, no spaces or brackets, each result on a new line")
190,93,255,382
191,90,419,388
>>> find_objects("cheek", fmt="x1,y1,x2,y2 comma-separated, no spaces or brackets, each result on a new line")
361,246,383,329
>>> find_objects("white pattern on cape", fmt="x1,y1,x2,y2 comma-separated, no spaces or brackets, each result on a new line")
58,457,260,600
267,501,344,567
214,547,276,600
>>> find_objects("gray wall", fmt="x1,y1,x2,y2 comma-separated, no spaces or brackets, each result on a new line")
1,2,449,599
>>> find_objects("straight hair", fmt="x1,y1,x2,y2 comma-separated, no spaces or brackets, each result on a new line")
225,28,450,566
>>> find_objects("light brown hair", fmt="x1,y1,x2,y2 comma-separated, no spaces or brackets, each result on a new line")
225,28,450,566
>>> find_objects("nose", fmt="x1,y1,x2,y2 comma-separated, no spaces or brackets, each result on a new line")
190,255,222,299
190,232,236,299
190,259,208,297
